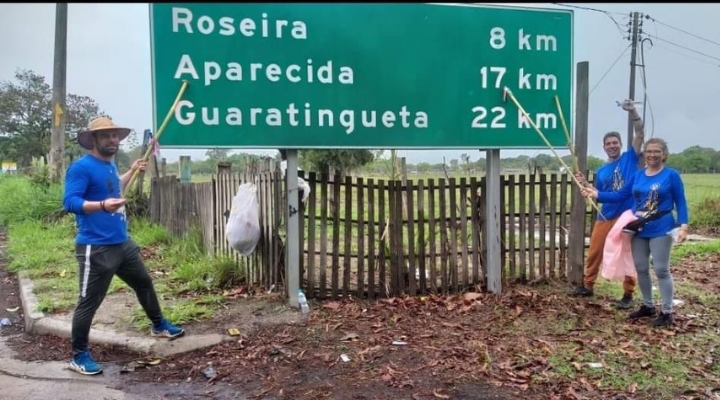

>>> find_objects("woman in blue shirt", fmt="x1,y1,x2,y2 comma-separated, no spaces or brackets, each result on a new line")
583,138,689,328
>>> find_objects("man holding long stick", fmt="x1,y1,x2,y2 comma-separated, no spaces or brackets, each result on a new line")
63,117,185,375
569,100,645,309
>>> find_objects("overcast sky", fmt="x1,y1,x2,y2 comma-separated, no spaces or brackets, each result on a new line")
1,3,718,164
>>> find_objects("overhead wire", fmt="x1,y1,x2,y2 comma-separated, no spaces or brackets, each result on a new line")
646,18,720,68
644,33,720,63
646,15,720,48
590,44,632,95
637,33,655,138
653,43,720,67
552,3,628,38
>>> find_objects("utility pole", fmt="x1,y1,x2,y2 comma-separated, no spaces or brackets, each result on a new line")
49,3,68,182
626,11,641,146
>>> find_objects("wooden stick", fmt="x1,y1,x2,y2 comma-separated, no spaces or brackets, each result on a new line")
504,87,605,220
554,95,580,173
123,80,189,196
554,95,592,208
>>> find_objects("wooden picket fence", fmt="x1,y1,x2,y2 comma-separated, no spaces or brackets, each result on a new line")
149,171,595,299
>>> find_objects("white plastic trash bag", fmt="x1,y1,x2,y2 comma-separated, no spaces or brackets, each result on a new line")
298,177,311,204
225,183,260,256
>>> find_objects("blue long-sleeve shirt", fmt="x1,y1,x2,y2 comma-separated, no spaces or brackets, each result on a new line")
594,145,640,221
597,167,689,238
62,154,129,245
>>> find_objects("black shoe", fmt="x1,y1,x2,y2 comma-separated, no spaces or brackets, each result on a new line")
652,312,674,328
569,286,594,297
628,305,657,320
615,293,634,309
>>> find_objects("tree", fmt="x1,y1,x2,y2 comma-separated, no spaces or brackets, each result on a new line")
0,69,105,167
587,156,604,171
206,148,229,162
532,154,555,171
300,149,375,177
678,146,715,173
666,154,687,173
416,162,432,174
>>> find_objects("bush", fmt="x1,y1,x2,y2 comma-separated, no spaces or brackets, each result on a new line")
0,176,64,226
690,196,720,234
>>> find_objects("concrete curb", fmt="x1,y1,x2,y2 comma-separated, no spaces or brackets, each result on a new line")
18,272,232,358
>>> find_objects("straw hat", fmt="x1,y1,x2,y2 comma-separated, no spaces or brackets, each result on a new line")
77,116,131,150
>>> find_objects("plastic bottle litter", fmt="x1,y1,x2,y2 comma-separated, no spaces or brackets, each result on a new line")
202,366,217,379
298,291,310,314
667,228,681,243
615,100,643,107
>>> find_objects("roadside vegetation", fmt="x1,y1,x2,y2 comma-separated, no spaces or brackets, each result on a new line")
0,168,244,328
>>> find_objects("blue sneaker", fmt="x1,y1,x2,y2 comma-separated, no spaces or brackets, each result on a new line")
69,351,103,375
151,318,185,339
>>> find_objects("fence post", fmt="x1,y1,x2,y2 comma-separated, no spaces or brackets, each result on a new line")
179,155,191,184
161,158,167,177
216,161,231,175
285,150,300,308
568,61,589,284
485,149,502,294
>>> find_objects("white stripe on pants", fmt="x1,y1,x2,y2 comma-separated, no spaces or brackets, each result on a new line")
81,245,91,297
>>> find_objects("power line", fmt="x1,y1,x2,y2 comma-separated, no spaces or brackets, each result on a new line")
653,43,720,67
645,33,720,63
590,44,632,95
638,38,655,138
646,15,720,48
551,3,628,38
552,3,626,15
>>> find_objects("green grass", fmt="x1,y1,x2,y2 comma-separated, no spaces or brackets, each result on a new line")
682,174,720,205
0,175,245,328
6,216,244,325
545,341,693,398
129,294,221,330
540,310,720,399
670,240,720,263
0,176,64,226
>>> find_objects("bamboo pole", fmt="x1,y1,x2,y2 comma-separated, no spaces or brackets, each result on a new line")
503,87,604,219
555,94,592,208
123,80,189,196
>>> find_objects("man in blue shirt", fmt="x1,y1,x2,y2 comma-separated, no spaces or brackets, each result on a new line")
63,117,184,376
569,100,644,309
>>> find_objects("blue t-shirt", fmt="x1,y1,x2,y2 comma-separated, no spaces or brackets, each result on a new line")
598,167,689,238
594,146,639,220
62,154,129,245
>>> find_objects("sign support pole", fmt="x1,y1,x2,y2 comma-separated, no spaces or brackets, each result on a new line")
485,149,502,294
285,149,300,308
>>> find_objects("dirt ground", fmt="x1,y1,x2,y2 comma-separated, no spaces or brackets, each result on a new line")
2,226,720,399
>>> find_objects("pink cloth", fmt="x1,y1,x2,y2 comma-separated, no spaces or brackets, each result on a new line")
601,210,638,282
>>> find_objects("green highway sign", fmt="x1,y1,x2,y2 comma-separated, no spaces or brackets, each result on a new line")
150,3,573,149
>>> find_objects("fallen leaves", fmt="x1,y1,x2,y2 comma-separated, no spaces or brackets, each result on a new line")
113,260,720,400
323,301,341,311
